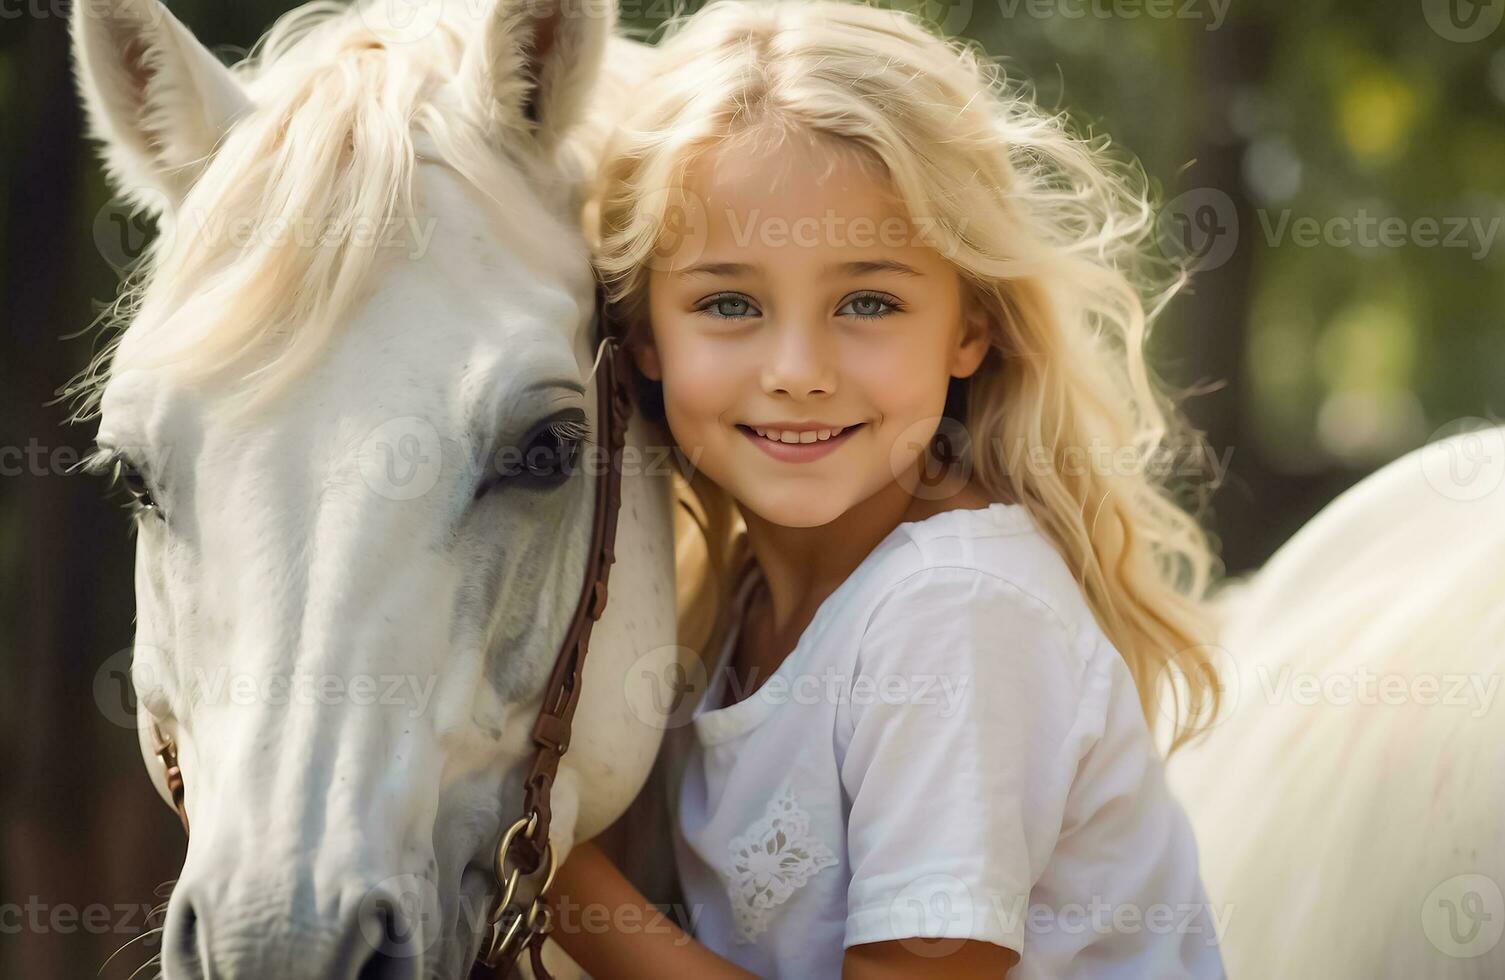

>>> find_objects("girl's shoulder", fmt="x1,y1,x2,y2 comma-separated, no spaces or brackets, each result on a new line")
853,500,1103,654
842,500,1141,731
836,500,1154,777
790,500,1122,734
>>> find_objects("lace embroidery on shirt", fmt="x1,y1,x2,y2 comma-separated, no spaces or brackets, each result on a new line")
722,784,839,944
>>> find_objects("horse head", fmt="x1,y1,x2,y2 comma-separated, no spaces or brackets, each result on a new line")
71,1,676,975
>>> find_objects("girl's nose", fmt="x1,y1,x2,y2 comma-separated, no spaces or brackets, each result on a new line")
760,319,837,398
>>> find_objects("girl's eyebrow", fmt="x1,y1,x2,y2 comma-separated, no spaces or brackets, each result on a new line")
677,261,757,279
676,259,925,278
836,259,926,278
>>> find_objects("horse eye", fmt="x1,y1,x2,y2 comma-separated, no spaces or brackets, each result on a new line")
521,425,583,478
478,414,591,497
115,459,161,515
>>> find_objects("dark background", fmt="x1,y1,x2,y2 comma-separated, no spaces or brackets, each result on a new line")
3,0,1501,975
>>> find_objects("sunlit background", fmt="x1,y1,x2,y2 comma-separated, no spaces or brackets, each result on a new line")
2,0,1501,974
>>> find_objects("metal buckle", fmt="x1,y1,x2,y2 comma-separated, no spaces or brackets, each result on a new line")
481,811,558,971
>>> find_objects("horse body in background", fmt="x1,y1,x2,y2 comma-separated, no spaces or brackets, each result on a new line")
72,1,672,977
1166,423,1505,977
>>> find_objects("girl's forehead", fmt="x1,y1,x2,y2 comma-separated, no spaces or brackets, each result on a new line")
684,133,905,226
669,137,956,269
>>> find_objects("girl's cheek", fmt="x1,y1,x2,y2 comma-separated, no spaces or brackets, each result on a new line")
664,337,744,407
660,362,734,449
847,337,941,410
663,377,721,434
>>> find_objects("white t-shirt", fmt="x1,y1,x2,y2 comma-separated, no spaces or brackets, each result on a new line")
660,502,1226,979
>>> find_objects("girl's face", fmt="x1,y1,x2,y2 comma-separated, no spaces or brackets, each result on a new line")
640,134,990,529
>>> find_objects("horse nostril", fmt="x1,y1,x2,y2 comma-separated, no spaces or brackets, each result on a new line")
354,889,426,980
356,949,409,980
158,874,433,977
162,890,208,977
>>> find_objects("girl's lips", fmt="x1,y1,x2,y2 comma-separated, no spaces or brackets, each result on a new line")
738,423,865,463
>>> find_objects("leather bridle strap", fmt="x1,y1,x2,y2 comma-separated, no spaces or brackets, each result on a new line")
146,277,635,980
149,719,189,836
471,282,636,978
514,311,633,878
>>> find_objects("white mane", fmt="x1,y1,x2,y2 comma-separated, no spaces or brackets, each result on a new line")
65,0,589,423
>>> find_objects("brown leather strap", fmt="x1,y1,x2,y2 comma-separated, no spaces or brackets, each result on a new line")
510,315,633,880
150,719,189,836
474,287,633,980
466,927,551,980
528,931,551,978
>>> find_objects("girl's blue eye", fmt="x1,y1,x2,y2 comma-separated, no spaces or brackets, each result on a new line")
694,291,903,320
839,292,903,320
697,294,759,319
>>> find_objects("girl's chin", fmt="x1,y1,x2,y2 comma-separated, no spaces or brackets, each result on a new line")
734,490,854,530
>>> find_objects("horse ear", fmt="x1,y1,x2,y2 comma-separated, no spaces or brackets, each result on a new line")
70,0,250,213
462,0,615,156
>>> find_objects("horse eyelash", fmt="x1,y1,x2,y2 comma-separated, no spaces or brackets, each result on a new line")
78,450,155,524
76,445,119,478
548,416,593,445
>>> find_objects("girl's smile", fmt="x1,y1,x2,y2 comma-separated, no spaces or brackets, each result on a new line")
736,420,868,463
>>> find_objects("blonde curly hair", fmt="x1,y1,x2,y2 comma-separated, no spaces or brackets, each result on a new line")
587,0,1227,755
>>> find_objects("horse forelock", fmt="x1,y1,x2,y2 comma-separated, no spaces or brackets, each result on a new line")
66,0,588,425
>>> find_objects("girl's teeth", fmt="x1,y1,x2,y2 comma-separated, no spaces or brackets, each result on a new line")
754,426,844,443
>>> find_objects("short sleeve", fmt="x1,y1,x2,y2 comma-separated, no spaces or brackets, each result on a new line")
840,565,1104,954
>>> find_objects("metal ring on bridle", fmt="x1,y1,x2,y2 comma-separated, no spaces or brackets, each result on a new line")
489,811,558,926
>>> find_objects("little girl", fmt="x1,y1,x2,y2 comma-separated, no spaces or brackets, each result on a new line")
545,2,1228,977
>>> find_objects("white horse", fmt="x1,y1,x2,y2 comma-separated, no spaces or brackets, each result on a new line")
1164,422,1505,977
71,1,674,977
